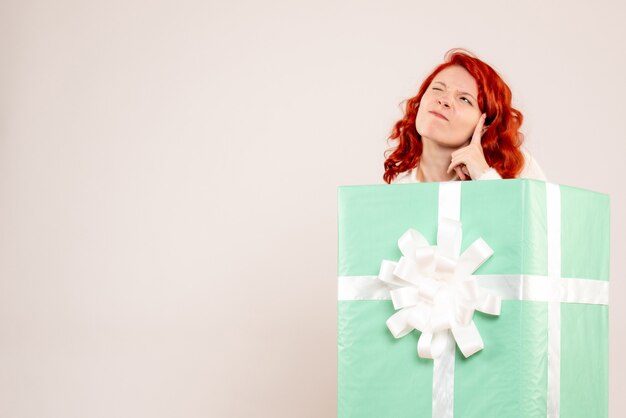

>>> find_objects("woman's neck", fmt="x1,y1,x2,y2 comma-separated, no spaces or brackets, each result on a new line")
417,138,459,182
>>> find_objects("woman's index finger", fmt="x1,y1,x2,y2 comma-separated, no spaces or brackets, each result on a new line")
471,113,487,144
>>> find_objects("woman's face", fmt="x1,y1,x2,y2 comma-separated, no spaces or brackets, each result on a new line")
415,65,482,148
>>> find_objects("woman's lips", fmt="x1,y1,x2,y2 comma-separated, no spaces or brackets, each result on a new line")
429,111,448,121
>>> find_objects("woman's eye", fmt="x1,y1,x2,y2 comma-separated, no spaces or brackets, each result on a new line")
432,87,443,91
461,97,472,105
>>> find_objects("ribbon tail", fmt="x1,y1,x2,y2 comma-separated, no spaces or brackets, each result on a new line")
432,331,456,418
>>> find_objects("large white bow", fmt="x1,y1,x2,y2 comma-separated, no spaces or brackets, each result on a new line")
378,218,501,359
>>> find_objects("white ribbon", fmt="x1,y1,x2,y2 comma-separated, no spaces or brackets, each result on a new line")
338,274,609,305
378,219,500,359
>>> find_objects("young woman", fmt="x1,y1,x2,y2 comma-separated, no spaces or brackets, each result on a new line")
384,49,546,184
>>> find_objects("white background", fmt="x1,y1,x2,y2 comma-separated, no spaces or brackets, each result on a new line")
1,0,624,416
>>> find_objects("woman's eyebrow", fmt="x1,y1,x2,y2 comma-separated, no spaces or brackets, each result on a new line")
432,81,477,100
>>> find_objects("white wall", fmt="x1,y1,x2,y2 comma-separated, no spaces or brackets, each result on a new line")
0,0,624,416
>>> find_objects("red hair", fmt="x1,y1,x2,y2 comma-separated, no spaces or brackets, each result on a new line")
383,49,525,183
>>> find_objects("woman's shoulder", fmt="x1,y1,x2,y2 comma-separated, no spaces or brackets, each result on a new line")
519,147,547,181
392,167,419,184
484,147,547,181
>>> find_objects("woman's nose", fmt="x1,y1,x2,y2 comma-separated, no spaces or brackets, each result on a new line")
437,96,451,108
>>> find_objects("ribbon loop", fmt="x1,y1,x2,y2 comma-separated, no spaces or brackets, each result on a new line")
407,304,430,332
386,309,414,338
455,303,475,327
394,257,424,286
456,238,493,278
434,254,456,277
378,260,403,287
390,287,420,310
398,229,430,258
418,331,449,359
451,321,484,358
415,246,436,269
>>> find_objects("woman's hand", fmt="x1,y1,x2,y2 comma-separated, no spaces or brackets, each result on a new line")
447,113,491,180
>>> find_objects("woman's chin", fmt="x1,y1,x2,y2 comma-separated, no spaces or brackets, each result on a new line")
422,136,468,149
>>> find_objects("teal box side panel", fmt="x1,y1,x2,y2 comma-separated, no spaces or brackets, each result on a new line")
560,304,609,418
338,301,433,418
455,301,548,418
460,180,536,275
560,185,610,280
524,180,549,275
338,183,439,277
